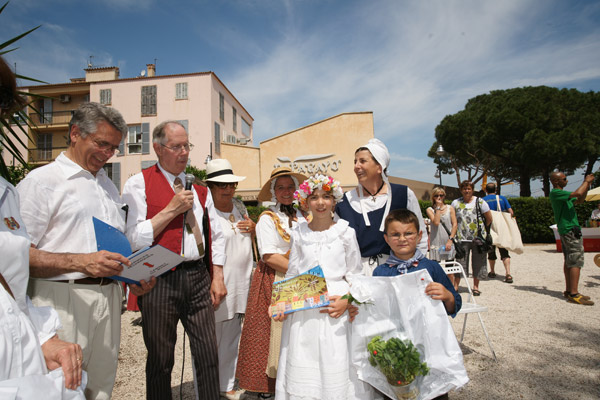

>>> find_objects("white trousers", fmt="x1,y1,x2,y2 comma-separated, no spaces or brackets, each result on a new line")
215,315,242,392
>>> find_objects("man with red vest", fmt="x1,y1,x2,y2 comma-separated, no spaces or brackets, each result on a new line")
122,120,226,399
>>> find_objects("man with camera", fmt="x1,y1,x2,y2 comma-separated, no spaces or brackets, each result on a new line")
549,171,595,306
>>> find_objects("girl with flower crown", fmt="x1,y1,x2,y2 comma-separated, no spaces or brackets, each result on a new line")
273,174,375,400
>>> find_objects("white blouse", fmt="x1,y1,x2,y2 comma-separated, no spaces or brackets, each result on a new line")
213,205,253,322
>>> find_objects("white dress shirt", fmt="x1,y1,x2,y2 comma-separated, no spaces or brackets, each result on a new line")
121,163,226,266
17,153,126,281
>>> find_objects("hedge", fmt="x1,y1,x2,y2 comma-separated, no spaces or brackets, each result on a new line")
418,198,599,243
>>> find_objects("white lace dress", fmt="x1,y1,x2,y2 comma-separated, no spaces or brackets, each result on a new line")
275,220,374,400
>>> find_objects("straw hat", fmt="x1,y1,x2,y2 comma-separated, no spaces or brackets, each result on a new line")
205,159,246,183
257,166,307,202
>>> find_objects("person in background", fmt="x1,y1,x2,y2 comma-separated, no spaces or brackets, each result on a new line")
450,181,492,296
18,102,154,400
205,159,255,400
549,171,595,306
590,203,600,220
482,182,514,283
1,54,85,399
336,138,428,275
236,167,306,398
425,187,457,262
122,121,226,399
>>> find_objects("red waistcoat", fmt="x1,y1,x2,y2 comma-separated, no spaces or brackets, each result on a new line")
142,165,211,266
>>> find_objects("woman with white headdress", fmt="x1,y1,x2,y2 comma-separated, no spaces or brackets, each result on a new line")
336,138,428,276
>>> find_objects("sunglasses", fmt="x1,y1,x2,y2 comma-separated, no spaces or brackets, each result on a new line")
214,182,238,189
433,194,445,198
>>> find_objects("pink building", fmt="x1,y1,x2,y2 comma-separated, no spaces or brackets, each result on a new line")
11,64,254,191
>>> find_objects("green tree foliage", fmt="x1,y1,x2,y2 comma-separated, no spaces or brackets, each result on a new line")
185,165,207,181
431,86,600,196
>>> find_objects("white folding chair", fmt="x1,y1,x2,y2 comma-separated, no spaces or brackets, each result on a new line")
441,260,497,361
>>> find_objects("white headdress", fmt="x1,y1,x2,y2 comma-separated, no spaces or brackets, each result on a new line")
358,138,392,232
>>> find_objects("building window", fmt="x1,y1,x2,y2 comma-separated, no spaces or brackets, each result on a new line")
214,122,221,154
175,83,188,100
242,118,251,137
141,85,157,115
100,89,112,105
41,98,52,124
219,93,224,121
128,125,143,154
232,107,237,132
37,133,52,160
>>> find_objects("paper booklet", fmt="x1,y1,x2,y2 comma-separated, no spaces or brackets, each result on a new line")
270,265,330,316
93,217,184,285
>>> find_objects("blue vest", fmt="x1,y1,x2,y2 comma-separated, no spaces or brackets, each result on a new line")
336,183,408,257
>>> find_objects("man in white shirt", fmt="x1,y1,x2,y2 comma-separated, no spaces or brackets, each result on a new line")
122,120,226,400
17,103,154,400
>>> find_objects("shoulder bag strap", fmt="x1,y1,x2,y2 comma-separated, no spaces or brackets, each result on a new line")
259,210,291,243
496,195,502,211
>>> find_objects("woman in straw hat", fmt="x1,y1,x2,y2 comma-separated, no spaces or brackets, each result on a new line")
205,159,255,400
336,138,428,276
236,167,306,398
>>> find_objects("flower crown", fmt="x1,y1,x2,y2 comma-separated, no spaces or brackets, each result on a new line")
294,174,344,209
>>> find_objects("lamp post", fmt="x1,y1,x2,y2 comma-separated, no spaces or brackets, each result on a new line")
434,168,442,186
435,145,445,186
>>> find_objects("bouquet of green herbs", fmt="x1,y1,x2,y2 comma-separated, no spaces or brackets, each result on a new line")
367,335,429,386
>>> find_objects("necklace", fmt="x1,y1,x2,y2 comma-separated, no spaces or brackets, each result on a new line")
218,210,237,234
363,181,385,202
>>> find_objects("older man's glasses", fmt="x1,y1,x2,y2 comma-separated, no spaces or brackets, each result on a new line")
214,182,238,189
160,143,194,153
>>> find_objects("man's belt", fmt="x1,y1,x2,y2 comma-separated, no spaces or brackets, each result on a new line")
177,259,203,270
55,277,114,285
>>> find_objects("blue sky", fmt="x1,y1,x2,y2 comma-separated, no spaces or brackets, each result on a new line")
3,0,600,195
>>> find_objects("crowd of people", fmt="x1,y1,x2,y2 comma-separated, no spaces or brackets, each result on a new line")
1,52,597,400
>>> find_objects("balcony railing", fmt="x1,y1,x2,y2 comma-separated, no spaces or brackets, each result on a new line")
30,110,75,126
27,146,68,163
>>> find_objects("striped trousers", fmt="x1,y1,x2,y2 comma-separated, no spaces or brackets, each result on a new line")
138,261,219,399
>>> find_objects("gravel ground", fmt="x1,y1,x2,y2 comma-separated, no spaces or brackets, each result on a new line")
113,244,600,399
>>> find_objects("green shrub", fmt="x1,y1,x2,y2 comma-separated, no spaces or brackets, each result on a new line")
247,205,268,222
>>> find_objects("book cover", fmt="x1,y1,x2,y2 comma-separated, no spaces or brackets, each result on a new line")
271,265,330,316
93,217,184,284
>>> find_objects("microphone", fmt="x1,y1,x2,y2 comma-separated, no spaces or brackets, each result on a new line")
182,174,196,256
184,173,195,191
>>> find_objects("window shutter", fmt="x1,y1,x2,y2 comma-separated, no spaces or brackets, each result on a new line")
214,122,221,154
112,163,121,192
141,160,157,170
177,120,188,133
142,123,150,154
118,139,124,157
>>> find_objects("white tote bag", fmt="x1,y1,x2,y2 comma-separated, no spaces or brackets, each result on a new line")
350,271,469,399
489,196,524,254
